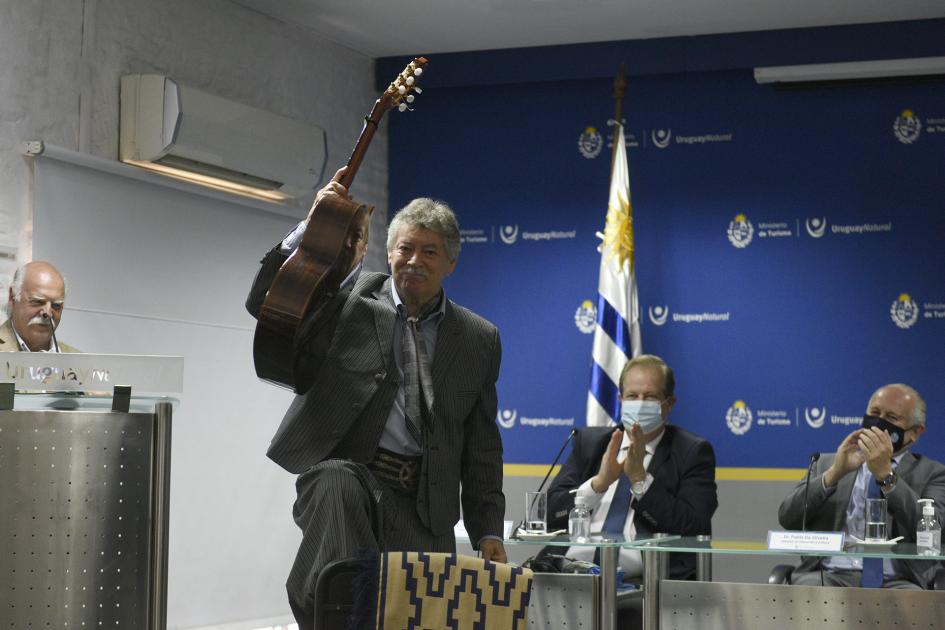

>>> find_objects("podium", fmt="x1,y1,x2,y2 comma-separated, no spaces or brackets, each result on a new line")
0,354,182,629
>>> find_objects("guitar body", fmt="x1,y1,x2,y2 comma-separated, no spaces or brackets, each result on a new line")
252,57,428,392
253,197,369,390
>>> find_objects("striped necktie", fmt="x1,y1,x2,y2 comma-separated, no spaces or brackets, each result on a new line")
402,315,435,444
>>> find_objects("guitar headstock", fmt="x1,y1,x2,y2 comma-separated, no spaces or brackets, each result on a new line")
382,57,428,113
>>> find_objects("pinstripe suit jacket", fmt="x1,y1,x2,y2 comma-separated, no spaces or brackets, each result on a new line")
247,249,505,543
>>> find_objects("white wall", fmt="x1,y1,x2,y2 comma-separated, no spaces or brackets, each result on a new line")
0,0,390,282
1,1,389,627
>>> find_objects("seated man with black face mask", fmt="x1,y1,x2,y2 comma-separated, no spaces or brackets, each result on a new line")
779,383,945,589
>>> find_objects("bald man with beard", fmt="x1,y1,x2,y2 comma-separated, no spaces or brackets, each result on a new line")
1,261,79,353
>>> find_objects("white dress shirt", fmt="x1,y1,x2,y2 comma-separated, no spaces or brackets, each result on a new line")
565,429,665,577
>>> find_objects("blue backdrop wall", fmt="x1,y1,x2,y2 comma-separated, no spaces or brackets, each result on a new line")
381,20,945,470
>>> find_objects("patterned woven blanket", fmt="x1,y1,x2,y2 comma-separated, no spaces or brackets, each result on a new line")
361,551,533,630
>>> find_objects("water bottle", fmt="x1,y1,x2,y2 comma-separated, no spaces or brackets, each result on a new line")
569,495,591,543
917,499,941,556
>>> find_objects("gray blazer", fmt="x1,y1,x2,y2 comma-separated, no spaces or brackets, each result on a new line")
247,249,505,544
778,451,945,587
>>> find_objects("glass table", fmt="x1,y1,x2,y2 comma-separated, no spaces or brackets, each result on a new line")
485,533,945,630
492,533,663,630
626,535,945,630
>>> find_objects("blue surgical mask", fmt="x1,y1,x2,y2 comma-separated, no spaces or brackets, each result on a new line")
621,399,664,434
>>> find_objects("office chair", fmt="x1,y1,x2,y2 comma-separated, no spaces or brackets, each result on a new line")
313,557,361,630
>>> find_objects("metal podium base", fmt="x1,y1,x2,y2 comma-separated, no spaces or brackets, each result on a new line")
0,403,171,628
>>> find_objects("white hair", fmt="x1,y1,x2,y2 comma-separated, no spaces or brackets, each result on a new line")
386,198,461,261
9,263,68,302
871,383,927,427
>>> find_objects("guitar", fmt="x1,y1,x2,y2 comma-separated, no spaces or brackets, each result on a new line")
253,57,428,391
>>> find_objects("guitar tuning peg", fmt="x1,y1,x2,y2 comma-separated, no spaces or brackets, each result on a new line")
413,67,423,76
397,85,406,95
405,76,415,86
405,94,415,103
398,103,408,112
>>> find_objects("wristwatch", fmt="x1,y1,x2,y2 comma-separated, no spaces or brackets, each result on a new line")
631,479,647,497
876,471,897,490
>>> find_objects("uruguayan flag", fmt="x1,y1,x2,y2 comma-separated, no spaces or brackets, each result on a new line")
587,123,641,427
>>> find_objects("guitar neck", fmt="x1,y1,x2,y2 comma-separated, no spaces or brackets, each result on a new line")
336,56,427,191
338,99,387,190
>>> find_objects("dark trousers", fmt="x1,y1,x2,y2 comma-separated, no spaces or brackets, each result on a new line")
288,459,455,629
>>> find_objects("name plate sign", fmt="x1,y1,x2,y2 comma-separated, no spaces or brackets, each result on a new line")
767,530,844,552
2,353,183,393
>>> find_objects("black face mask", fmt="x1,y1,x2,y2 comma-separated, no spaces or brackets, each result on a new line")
861,414,907,449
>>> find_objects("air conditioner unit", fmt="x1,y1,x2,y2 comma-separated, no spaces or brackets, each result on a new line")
120,74,327,204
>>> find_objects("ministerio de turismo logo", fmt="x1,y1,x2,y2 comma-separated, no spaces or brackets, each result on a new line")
893,109,922,144
726,214,754,248
890,293,919,329
574,300,597,334
578,126,604,159
726,400,753,435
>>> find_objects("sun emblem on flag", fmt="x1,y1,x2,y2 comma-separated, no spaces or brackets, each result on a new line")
598,190,634,270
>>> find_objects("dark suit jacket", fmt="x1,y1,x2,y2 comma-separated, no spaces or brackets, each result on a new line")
778,451,945,587
547,425,718,579
246,247,505,545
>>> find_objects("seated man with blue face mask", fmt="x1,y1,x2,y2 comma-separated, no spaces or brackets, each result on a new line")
546,354,718,582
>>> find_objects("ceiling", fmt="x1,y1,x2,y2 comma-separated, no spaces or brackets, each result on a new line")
231,0,945,58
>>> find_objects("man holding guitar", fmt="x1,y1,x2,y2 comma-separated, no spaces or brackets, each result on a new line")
246,167,507,627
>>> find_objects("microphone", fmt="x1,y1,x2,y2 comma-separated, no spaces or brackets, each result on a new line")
801,452,820,531
517,428,577,536
536,429,578,495
41,312,60,352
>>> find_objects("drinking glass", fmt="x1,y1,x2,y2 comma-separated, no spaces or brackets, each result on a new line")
524,491,547,534
865,498,887,542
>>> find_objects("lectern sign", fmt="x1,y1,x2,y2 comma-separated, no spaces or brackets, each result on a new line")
2,353,183,393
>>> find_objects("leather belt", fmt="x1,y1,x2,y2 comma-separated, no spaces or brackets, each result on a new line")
367,447,420,492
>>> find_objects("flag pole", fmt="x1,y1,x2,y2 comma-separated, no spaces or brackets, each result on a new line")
587,64,640,427
611,63,627,176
